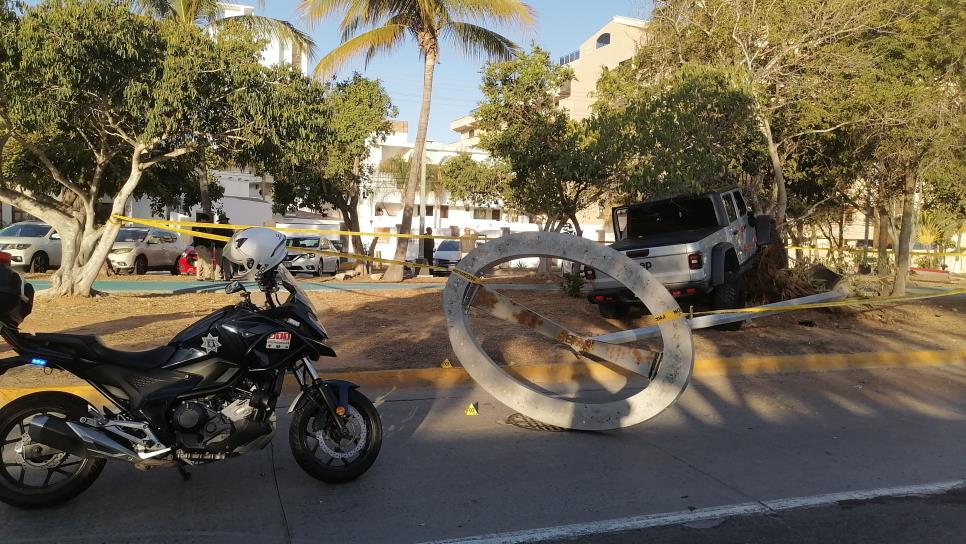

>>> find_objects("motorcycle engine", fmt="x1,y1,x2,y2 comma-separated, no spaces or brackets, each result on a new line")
171,380,275,454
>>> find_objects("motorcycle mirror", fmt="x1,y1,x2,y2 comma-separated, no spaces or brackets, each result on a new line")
225,281,247,295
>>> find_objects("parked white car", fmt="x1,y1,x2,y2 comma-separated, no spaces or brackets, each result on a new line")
0,221,62,273
107,227,184,275
430,240,462,276
282,236,341,276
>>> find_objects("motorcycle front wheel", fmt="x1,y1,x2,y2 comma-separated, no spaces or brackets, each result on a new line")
289,389,382,484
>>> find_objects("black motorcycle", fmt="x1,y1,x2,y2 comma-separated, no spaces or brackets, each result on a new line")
0,265,382,508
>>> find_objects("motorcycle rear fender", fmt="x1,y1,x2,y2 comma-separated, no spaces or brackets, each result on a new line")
0,355,27,377
287,379,359,414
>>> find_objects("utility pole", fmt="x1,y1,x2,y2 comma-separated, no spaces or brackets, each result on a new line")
418,146,427,236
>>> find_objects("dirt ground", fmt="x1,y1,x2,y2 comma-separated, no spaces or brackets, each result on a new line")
1,280,964,388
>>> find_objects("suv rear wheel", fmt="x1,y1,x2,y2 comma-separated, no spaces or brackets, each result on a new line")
710,271,746,331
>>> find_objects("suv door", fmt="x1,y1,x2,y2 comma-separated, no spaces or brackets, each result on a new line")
730,191,756,260
47,229,63,266
144,229,166,267
720,193,745,263
159,231,180,267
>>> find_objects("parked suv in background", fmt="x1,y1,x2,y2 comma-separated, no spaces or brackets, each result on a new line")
282,236,341,276
431,240,462,276
107,227,183,275
0,221,62,272
586,187,770,330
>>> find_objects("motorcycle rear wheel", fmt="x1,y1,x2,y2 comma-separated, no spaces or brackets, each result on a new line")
289,389,382,484
0,392,106,509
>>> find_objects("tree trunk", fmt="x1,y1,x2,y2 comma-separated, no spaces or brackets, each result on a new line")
876,204,890,275
199,160,212,216
758,116,787,230
567,212,583,238
383,50,437,282
891,170,917,296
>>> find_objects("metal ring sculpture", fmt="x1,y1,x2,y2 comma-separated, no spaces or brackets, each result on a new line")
443,232,694,430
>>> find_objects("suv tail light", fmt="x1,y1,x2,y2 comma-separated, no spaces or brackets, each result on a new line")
688,252,703,270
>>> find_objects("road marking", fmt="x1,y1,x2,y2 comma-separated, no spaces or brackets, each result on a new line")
423,479,966,544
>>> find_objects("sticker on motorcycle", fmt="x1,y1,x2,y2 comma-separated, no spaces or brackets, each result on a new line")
266,332,292,350
200,333,221,354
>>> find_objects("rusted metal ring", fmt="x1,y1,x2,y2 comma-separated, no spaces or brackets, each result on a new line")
443,232,694,430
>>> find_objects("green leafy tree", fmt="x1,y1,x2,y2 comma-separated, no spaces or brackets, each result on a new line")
300,0,535,281
265,74,395,270
630,0,900,230
475,46,609,236
0,0,297,296
132,0,315,215
438,153,508,207
594,63,767,201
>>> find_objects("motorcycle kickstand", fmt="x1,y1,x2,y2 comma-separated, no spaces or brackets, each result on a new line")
176,464,192,481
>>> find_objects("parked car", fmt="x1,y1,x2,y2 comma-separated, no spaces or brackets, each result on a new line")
586,187,771,330
282,236,341,276
430,240,462,276
0,221,62,272
107,227,183,275
178,246,198,275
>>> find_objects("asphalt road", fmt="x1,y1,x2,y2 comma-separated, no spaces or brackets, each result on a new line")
1,364,965,543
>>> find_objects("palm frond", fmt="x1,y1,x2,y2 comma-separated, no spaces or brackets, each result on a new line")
300,0,401,29
313,23,408,77
211,15,318,60
130,0,175,18
444,21,519,61
444,0,535,28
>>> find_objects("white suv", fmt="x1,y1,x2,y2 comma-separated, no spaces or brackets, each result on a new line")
0,221,62,273
108,227,184,275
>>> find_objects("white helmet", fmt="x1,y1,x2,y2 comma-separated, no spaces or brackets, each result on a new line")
223,227,288,280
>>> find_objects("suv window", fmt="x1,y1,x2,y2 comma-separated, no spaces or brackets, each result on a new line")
160,231,178,243
117,228,148,242
732,191,748,216
0,223,51,238
626,197,719,237
723,195,738,222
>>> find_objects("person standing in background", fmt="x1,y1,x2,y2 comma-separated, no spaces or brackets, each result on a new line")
211,215,231,280
422,227,434,275
460,227,475,260
193,213,213,281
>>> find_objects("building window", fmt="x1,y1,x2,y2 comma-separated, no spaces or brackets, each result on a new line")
440,205,449,219
11,207,32,223
844,208,855,224
596,33,611,48
491,209,501,221
424,205,434,217
468,129,476,138
558,50,580,65
473,208,488,220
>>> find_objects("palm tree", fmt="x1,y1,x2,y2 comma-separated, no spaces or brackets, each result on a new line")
301,0,534,281
134,0,317,215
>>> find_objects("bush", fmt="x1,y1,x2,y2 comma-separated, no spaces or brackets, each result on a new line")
560,272,585,298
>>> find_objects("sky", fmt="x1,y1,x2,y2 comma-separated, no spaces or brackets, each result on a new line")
263,0,653,143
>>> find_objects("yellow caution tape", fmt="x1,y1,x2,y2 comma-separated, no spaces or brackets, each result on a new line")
689,287,966,318
112,214,487,283
110,214,486,241
786,246,966,258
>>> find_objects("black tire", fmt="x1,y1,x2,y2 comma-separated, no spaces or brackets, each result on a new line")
290,389,382,484
710,271,746,331
170,259,180,276
28,252,49,274
0,392,106,509
133,255,148,275
599,302,630,319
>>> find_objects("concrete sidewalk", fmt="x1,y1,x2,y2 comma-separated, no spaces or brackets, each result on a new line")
1,364,965,543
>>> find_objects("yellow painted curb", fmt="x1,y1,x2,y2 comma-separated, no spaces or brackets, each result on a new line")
2,349,964,405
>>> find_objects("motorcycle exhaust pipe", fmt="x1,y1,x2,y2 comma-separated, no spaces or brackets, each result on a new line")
27,415,141,464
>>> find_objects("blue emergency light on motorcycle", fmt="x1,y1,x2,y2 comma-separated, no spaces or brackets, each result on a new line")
29,357,47,367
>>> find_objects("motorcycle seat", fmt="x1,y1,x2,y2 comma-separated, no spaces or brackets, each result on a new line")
19,333,177,369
